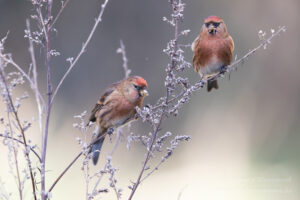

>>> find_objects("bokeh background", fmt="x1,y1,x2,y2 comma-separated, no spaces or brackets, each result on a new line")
0,0,299,199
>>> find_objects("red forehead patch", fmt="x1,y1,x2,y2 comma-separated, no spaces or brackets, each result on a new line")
204,16,223,23
134,76,148,87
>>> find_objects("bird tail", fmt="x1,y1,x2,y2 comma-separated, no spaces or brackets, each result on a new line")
207,80,219,92
90,137,105,165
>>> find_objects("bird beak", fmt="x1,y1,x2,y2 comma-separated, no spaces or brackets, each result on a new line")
208,24,216,35
139,89,149,97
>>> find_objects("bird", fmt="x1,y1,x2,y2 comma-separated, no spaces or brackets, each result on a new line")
192,16,234,92
88,76,148,165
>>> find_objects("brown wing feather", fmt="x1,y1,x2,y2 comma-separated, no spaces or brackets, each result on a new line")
217,35,234,66
88,82,120,123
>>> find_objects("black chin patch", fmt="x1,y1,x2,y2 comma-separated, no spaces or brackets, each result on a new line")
209,29,217,35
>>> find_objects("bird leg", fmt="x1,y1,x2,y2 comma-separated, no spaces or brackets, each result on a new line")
107,127,114,135
220,65,227,74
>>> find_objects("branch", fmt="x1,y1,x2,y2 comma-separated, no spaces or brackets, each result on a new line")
0,134,42,162
6,112,23,200
0,64,37,200
49,0,71,30
117,40,131,78
26,19,43,139
0,54,45,107
51,0,110,105
40,0,54,198
128,1,182,199
228,26,286,71
89,129,122,200
47,132,108,194
152,26,286,112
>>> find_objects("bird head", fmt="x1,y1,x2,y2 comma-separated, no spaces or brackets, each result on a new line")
202,16,228,37
122,76,148,103
132,76,148,97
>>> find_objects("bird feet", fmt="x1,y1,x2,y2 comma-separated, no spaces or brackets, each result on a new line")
220,65,227,74
107,128,114,135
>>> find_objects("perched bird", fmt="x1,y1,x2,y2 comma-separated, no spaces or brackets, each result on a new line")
192,16,234,92
88,76,148,165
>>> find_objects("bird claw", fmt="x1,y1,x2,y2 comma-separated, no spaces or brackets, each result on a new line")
196,78,206,87
107,128,114,135
220,65,227,74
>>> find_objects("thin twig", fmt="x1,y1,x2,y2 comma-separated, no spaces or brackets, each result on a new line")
228,26,285,70
140,159,164,183
128,114,164,200
47,132,108,193
117,40,131,78
26,19,43,139
51,0,110,105
49,0,71,30
0,54,45,107
89,129,122,200
41,0,54,198
128,1,181,199
0,134,42,162
0,65,37,200
6,112,23,200
46,0,111,195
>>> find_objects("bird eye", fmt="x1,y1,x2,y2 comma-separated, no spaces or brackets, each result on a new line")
205,23,210,28
133,84,139,90
213,22,220,27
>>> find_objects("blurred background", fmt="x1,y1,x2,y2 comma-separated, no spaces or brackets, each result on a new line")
0,0,299,199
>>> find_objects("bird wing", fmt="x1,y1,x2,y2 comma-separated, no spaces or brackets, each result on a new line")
191,36,199,52
217,36,235,65
88,82,120,123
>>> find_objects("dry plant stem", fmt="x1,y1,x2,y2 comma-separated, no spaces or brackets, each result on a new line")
51,0,110,105
0,55,45,107
47,133,108,194
153,26,286,111
49,0,71,30
203,26,287,85
90,130,122,199
140,159,163,183
0,134,41,162
127,116,163,200
119,40,131,78
46,1,110,195
136,28,287,189
128,1,180,199
41,0,53,198
26,19,43,137
14,151,22,200
48,151,83,193
0,67,37,200
228,26,285,70
6,113,23,200
137,26,286,191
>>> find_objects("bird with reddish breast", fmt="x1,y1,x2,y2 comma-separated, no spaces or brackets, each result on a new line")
192,16,234,92
88,76,148,165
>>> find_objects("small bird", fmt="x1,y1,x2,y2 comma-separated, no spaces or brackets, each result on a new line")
88,76,148,165
192,16,234,92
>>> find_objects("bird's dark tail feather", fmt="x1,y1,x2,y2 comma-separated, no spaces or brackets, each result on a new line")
90,137,105,165
207,79,219,92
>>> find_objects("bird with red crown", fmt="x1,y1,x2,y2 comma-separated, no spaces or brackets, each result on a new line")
192,16,234,92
